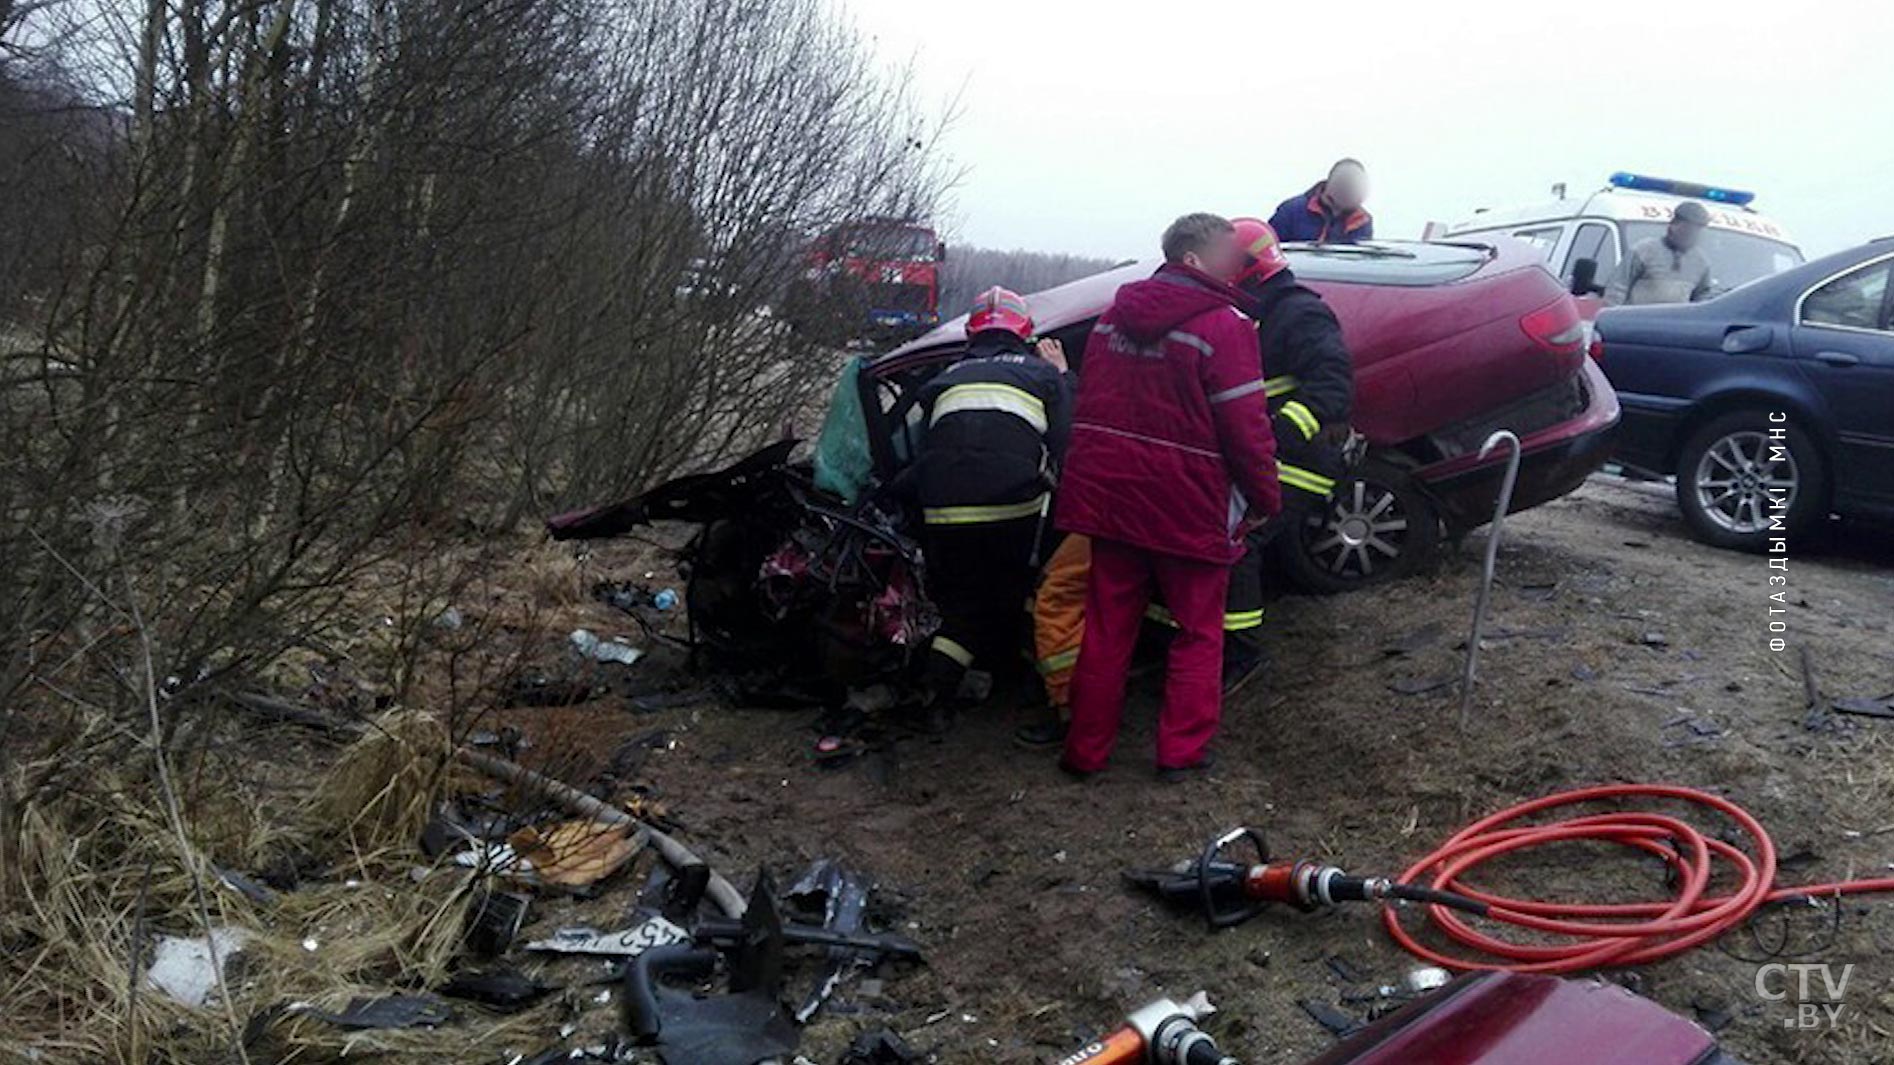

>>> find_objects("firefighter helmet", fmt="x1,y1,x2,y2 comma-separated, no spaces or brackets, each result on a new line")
966,286,1033,340
1231,217,1290,285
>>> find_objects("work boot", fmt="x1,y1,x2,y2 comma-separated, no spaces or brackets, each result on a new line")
1156,753,1216,785
1012,717,1069,750
1221,641,1268,697
1056,756,1098,781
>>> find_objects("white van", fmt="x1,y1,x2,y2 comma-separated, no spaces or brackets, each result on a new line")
1432,173,1806,301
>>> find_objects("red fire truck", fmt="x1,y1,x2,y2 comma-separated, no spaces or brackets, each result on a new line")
802,218,945,344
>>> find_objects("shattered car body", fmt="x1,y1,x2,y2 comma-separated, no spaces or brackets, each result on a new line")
548,439,936,696
548,240,1621,685
874,240,1621,591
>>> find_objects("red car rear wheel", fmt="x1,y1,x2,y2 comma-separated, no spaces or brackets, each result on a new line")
1278,457,1442,594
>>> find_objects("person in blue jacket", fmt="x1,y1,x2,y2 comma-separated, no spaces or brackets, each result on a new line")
1269,159,1374,244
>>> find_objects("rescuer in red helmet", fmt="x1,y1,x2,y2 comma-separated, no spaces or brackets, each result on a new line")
1218,216,1356,690
912,285,1071,713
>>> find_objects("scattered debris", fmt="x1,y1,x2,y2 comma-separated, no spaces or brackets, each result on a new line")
502,672,602,708
839,1027,924,1064
506,820,644,890
787,860,876,1022
438,969,556,1012
1405,966,1452,994
1325,955,1367,984
1299,998,1365,1038
624,876,800,1065
214,868,278,906
570,629,645,667
1571,664,1599,682
1389,675,1455,696
465,890,532,956
1832,695,1894,720
525,918,691,958
1638,632,1670,648
145,926,252,1008
296,994,454,1030
626,689,708,713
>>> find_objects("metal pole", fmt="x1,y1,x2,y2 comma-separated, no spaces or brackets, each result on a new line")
1460,430,1522,729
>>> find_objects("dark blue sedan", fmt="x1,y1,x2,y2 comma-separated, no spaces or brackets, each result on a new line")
1597,239,1894,550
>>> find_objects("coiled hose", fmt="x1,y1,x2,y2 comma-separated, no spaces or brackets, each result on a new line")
1384,783,1894,973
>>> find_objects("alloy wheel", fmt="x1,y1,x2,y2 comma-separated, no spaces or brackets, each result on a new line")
1692,430,1797,535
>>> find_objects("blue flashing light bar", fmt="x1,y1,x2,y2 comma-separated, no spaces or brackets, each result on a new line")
1608,172,1755,207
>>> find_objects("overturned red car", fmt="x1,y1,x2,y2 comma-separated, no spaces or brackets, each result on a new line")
869,239,1619,592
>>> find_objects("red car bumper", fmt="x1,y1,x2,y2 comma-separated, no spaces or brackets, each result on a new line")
1414,358,1621,532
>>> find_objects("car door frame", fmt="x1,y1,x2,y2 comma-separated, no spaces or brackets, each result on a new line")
1789,249,1894,511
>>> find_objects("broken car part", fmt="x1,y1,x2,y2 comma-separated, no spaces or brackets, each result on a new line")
787,859,876,1022
465,889,532,956
438,969,556,1012
456,748,747,918
524,917,690,958
1056,992,1237,1065
623,876,798,1065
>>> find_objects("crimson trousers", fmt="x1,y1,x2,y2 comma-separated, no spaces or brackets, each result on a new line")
1063,537,1231,772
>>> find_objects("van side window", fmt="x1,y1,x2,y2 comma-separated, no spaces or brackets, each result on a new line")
1562,223,1619,289
1512,226,1563,260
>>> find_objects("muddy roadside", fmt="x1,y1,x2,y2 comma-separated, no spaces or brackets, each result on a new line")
494,475,1894,1064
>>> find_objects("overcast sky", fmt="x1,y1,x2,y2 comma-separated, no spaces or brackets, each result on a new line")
841,0,1892,262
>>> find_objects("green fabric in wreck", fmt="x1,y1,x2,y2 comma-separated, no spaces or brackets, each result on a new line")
812,356,872,504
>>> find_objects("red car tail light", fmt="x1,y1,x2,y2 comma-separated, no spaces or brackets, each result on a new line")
1519,297,1586,356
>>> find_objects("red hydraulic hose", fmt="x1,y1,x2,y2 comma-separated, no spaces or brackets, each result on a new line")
1383,783,1894,974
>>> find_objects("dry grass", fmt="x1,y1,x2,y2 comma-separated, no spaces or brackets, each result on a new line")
0,708,519,1065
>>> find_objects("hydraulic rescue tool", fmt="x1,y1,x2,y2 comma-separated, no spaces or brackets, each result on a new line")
1124,826,1487,930
1055,992,1238,1065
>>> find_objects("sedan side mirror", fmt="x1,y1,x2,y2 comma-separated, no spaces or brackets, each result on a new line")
935,241,947,263
1721,325,1774,355
1569,258,1604,297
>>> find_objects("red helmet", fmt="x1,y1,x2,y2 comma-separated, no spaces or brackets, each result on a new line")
966,286,1033,340
1231,217,1289,285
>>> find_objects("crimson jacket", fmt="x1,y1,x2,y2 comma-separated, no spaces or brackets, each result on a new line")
1056,264,1281,564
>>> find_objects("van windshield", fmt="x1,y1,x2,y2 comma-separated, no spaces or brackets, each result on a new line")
1618,222,1803,295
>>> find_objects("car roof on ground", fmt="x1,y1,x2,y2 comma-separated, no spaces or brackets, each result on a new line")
874,240,1496,366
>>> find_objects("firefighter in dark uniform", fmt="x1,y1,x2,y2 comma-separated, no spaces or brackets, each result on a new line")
1220,217,1355,689
914,286,1072,704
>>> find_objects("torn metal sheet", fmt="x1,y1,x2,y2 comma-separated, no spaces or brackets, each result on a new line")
524,917,690,957
787,860,876,1023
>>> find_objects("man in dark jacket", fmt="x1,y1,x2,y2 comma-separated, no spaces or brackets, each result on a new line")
1057,213,1280,780
1269,159,1373,244
1219,217,1356,687
914,286,1071,705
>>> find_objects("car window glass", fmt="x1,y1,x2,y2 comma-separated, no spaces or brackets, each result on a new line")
1561,223,1617,286
1802,261,1893,331
1512,227,1563,260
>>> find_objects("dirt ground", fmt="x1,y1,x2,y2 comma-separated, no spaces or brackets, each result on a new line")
490,475,1894,1065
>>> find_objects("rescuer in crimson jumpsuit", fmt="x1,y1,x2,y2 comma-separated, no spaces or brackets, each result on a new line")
1055,214,1280,780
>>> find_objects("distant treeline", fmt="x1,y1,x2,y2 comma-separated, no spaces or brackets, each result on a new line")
939,246,1122,318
